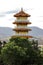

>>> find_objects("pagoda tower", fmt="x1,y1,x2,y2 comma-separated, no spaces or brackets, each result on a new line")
12,8,32,38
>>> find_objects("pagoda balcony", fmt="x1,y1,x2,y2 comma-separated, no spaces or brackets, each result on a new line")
15,20,30,22
16,26,30,29
14,33,29,36
14,34,30,36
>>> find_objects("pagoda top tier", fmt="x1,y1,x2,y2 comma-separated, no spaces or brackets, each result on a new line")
14,8,30,17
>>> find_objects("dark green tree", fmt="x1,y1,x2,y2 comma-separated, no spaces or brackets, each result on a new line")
1,37,43,65
0,41,4,65
0,41,2,54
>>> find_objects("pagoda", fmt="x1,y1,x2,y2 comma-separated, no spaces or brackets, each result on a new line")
12,8,32,38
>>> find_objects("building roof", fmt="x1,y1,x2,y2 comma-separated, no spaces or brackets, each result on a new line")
12,35,33,38
13,28,31,32
13,21,31,25
14,8,30,17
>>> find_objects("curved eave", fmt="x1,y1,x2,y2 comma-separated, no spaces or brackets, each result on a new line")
13,22,31,24
13,28,31,32
12,35,33,38
14,15,31,17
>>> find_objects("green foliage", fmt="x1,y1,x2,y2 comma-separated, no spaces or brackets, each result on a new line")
0,41,2,54
1,37,43,65
0,41,5,65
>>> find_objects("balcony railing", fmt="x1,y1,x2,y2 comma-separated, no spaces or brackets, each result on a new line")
15,20,29,22
14,34,29,36
16,26,29,29
14,26,30,29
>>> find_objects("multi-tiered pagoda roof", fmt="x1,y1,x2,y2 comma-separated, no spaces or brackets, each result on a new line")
12,8,32,38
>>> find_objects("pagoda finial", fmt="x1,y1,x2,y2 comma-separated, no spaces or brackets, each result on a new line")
21,8,23,11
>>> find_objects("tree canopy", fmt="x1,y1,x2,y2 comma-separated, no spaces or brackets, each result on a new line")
1,37,43,65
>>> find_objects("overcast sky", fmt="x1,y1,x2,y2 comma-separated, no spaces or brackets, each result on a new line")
0,0,43,29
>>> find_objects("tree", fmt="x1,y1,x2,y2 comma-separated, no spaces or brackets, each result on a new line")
0,41,2,54
3,41,6,47
1,37,42,65
0,41,4,65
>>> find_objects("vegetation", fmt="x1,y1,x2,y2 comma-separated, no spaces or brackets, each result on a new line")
0,41,6,65
0,37,43,65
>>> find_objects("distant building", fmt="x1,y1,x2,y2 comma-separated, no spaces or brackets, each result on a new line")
12,8,32,38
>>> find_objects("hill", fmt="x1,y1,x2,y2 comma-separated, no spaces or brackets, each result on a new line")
0,26,43,44
29,26,43,37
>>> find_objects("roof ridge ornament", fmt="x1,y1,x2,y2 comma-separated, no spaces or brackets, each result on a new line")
21,8,23,11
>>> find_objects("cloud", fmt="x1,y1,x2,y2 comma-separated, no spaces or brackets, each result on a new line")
4,10,19,14
8,18,14,21
38,16,43,17
0,14,5,17
0,9,19,17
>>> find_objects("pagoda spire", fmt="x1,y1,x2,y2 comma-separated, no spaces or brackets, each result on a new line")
21,8,23,11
